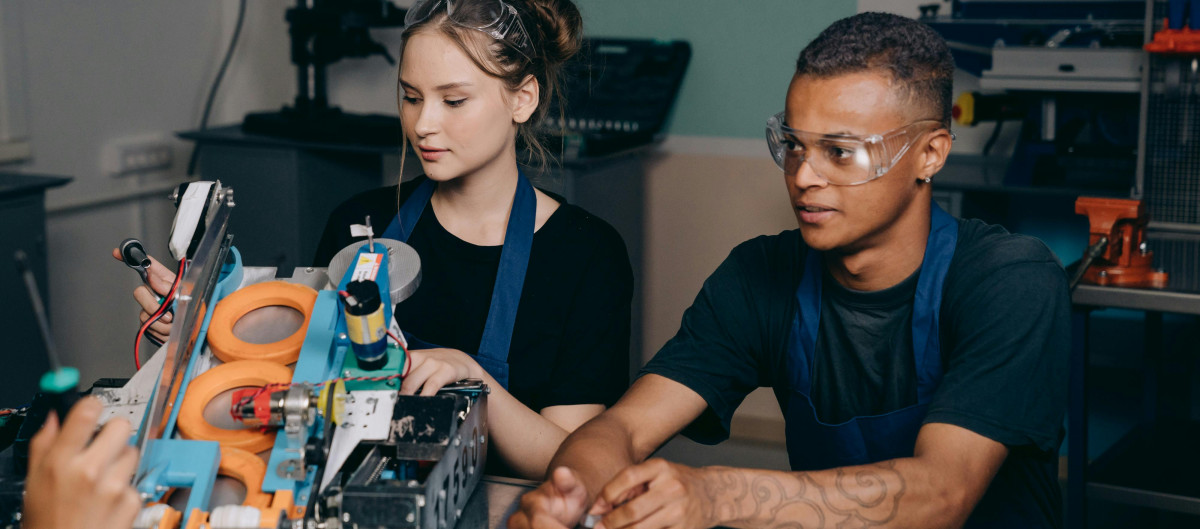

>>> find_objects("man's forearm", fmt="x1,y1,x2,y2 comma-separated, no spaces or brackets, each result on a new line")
701,458,970,529
545,412,641,501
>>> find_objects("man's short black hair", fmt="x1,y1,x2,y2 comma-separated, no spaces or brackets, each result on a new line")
795,12,955,126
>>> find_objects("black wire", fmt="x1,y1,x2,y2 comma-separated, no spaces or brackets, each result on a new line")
307,384,337,520
187,0,248,176
982,120,1004,157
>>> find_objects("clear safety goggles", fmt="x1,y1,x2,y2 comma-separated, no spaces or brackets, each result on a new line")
765,112,947,186
405,0,537,61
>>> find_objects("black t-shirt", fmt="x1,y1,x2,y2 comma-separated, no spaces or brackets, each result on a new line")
813,267,919,424
642,219,1069,528
315,178,633,413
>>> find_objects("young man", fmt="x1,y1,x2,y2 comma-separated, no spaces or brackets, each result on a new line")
510,12,1068,529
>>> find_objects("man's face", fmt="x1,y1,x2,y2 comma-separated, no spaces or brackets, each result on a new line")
783,71,932,253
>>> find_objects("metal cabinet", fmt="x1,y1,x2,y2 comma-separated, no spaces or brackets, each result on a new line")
0,173,69,407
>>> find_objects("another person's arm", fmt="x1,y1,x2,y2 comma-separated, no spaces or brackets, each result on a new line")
509,374,709,528
588,423,1005,529
23,398,141,529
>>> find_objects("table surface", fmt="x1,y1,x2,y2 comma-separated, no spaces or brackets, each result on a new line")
460,475,537,529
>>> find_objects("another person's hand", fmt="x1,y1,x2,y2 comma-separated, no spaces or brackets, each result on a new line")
589,458,710,529
23,397,141,529
399,348,484,396
111,248,176,342
508,466,590,529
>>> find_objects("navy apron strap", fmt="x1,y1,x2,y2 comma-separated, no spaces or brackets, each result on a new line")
911,202,958,402
788,248,824,394
383,177,437,242
381,173,535,390
474,172,536,389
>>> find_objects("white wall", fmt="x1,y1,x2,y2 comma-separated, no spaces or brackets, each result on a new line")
4,0,432,387
8,1,285,382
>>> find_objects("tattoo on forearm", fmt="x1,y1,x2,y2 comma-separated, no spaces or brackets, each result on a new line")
703,461,906,529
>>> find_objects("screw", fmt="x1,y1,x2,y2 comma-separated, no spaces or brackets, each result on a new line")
406,513,415,523
342,513,351,523
338,334,348,341
343,370,352,377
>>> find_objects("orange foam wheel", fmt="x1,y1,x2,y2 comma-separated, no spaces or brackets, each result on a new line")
207,281,317,364
177,360,292,452
217,447,272,508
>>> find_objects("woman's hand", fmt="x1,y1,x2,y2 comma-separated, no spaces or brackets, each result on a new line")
399,348,485,396
111,248,176,343
23,397,141,529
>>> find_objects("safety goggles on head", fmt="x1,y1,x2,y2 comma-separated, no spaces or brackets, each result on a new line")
404,0,537,61
765,112,947,186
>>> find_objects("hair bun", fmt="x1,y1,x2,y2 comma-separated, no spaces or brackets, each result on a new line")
525,0,582,67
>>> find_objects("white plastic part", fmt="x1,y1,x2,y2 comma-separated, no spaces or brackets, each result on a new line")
169,181,215,260
208,505,261,528
320,390,398,491
349,223,374,238
132,504,171,529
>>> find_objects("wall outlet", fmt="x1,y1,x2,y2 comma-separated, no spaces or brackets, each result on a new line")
101,135,175,177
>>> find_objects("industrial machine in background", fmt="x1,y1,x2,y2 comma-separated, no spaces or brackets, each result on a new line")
543,38,691,160
242,0,408,146
926,0,1147,194
234,0,692,158
0,182,489,529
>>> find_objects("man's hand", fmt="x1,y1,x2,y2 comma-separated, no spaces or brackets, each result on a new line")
111,248,175,342
399,348,485,396
590,459,711,529
23,397,141,529
508,467,590,529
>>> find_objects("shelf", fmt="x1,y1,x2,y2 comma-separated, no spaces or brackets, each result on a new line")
1073,284,1200,314
1087,421,1200,515
935,155,1130,198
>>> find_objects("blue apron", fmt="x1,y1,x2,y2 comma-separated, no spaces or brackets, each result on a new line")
783,201,957,471
381,174,536,390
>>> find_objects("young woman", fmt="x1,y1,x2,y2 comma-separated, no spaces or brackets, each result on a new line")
120,0,632,480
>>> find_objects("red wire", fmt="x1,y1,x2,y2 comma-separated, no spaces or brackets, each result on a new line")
134,257,186,370
386,330,412,377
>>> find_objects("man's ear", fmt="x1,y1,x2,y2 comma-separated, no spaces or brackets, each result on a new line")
917,127,953,182
512,75,540,124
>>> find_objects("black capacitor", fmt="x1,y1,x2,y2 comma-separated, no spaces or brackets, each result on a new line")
344,279,388,370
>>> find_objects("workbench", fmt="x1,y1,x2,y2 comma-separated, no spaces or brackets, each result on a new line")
1068,284,1200,527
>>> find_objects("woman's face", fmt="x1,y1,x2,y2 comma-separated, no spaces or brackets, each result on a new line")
399,30,520,183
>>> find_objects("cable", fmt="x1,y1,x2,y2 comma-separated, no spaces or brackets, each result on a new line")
229,331,414,414
134,257,187,370
187,0,248,176
0,406,29,417
386,330,412,378
307,374,338,521
982,120,1004,156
